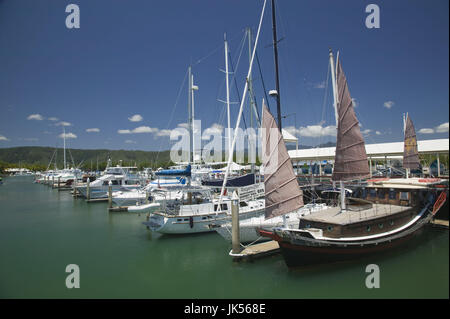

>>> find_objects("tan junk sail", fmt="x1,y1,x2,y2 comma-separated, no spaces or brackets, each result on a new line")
403,114,420,170
262,102,303,219
332,57,370,181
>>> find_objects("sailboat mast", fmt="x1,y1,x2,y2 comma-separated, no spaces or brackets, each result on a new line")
403,112,409,179
191,73,196,165
224,34,232,153
188,66,193,166
271,0,282,131
63,127,66,170
329,49,346,211
247,27,257,175
329,49,339,128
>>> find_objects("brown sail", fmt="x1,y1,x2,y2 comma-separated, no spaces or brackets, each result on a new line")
332,56,370,181
262,101,303,219
403,114,420,170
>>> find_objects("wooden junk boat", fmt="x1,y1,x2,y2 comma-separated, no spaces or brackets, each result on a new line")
260,50,448,268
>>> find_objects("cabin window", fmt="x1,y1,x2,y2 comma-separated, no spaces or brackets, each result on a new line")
367,226,371,232
389,189,396,200
327,226,333,232
103,181,109,186
177,219,182,222
369,189,376,197
361,188,367,199
400,192,409,201
202,217,207,220
184,218,189,221
390,220,394,226
378,190,386,199
305,224,311,229
214,204,218,211
378,223,384,229
240,202,248,207
220,204,228,211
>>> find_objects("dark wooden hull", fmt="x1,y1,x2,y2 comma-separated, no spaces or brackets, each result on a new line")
263,211,433,268
277,230,420,268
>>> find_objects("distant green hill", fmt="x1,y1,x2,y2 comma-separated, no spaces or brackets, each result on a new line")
0,146,172,171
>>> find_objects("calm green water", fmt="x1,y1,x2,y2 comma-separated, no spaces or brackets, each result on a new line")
0,176,448,299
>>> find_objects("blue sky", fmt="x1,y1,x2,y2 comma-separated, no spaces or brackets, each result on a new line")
0,0,448,151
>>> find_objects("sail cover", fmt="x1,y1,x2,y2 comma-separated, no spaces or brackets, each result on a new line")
332,57,370,181
262,102,303,219
403,114,420,170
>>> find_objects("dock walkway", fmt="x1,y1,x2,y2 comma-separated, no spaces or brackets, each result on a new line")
231,240,280,261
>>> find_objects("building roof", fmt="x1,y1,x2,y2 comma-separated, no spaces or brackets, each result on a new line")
288,138,449,161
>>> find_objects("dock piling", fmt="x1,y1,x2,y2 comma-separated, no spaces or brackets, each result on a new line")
231,190,241,256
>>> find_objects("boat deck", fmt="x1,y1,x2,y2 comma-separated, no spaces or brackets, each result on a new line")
301,204,410,225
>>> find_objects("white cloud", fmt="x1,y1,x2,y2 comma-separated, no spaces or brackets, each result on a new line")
133,126,158,133
383,101,395,109
417,122,449,135
352,98,358,108
86,128,100,133
156,129,173,137
128,114,143,122
117,126,158,134
47,117,59,121
313,81,326,89
418,128,435,134
435,122,449,133
27,114,44,121
59,132,77,139
285,124,337,138
177,122,189,129
56,121,72,127
375,131,382,135
361,129,372,135
0,135,9,141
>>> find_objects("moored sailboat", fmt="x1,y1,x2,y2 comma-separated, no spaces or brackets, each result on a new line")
260,50,448,267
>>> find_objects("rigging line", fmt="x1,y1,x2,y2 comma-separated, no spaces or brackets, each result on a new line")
255,50,271,112
216,30,248,127
193,29,246,67
153,68,189,166
228,50,248,130
316,59,331,161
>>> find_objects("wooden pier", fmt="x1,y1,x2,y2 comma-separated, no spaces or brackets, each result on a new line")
85,198,108,203
108,206,129,212
430,219,449,229
230,240,280,262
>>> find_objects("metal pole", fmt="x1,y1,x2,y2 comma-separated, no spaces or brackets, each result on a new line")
108,181,112,209
271,0,282,131
231,191,241,255
437,153,440,177
86,178,90,201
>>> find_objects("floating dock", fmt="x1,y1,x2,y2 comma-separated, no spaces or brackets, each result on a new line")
108,206,129,212
430,219,449,229
230,240,280,261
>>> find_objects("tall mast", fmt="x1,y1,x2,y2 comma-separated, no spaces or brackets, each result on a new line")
188,66,193,165
63,127,66,170
329,49,339,128
271,0,282,132
247,27,257,175
224,33,232,153
191,73,196,165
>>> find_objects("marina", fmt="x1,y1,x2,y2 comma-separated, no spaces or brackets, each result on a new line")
0,175,448,298
0,0,448,302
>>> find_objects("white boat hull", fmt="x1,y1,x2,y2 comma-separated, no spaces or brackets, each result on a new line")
215,203,329,244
